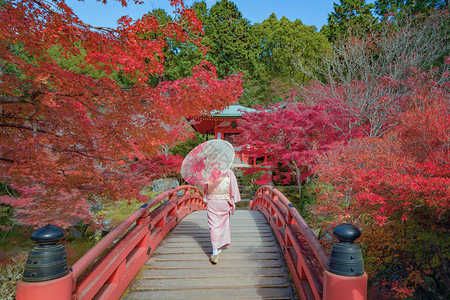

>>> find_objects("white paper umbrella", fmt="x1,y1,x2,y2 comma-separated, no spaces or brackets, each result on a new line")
181,139,235,185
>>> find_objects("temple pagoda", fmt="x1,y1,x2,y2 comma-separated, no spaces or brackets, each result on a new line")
187,104,267,166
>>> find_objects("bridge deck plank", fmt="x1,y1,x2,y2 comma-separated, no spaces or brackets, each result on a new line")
123,210,297,299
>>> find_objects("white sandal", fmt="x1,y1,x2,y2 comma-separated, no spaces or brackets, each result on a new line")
210,254,218,264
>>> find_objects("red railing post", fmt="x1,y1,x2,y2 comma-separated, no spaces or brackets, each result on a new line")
323,224,367,300
105,260,126,284
17,273,73,300
169,191,177,202
155,216,166,228
16,225,73,300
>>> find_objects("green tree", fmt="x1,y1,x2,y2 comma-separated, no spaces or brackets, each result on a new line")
190,1,331,106
146,8,206,86
191,1,209,23
198,0,260,79
252,14,330,104
170,132,205,157
321,0,378,42
375,0,449,17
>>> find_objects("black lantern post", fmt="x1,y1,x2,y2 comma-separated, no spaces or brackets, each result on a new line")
327,223,364,276
323,223,367,300
22,224,69,282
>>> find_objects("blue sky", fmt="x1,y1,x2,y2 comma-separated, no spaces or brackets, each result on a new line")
67,0,341,30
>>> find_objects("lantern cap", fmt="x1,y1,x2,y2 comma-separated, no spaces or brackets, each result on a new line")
31,224,66,245
333,223,360,243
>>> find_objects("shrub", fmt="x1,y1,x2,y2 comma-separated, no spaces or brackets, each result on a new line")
0,252,27,300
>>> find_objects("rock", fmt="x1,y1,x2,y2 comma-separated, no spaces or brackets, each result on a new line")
152,178,179,193
311,228,321,238
244,186,253,192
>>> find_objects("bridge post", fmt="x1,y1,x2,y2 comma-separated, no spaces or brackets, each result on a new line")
16,224,73,300
323,223,367,300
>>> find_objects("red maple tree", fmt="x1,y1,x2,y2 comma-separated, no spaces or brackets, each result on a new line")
0,0,243,228
312,68,449,298
235,101,364,196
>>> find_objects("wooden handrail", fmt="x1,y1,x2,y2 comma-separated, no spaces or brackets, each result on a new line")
250,185,328,300
265,187,328,268
70,204,148,279
70,185,205,299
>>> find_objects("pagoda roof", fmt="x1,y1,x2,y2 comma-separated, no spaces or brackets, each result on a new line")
187,104,256,134
210,104,256,117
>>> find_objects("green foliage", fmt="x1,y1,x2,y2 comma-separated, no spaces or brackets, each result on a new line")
2,43,32,82
47,43,106,79
240,172,325,224
192,0,266,105
0,205,12,227
274,185,300,201
47,42,135,87
247,14,330,104
94,191,163,229
0,226,33,254
254,14,330,85
0,183,18,229
195,0,261,79
191,0,209,20
321,0,378,42
375,0,449,17
170,132,206,157
275,180,319,221
146,8,205,86
95,198,149,230
189,1,331,105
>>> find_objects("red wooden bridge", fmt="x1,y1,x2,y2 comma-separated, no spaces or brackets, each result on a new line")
16,185,368,300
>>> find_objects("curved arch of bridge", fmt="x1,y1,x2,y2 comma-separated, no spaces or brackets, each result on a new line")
66,184,327,300
16,183,368,300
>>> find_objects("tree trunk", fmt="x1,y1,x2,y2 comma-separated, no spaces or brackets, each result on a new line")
296,168,302,198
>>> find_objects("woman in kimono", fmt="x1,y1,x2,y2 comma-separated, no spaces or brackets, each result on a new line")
202,168,241,264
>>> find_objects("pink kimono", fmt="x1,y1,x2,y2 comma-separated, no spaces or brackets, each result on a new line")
202,169,241,250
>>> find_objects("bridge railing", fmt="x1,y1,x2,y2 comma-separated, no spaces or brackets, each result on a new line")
250,185,368,300
17,182,367,300
16,185,206,300
250,185,328,300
